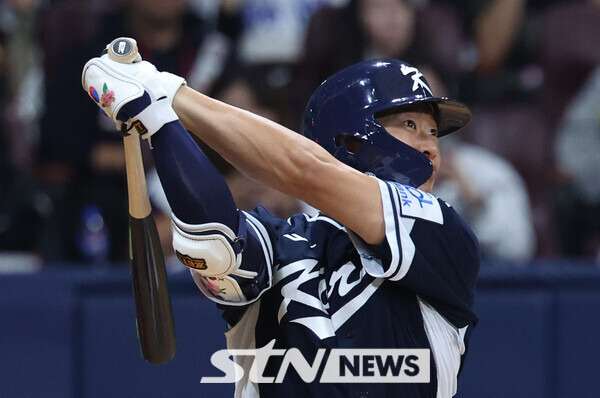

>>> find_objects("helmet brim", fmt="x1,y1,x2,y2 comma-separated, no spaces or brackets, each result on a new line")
413,97,472,137
434,98,472,137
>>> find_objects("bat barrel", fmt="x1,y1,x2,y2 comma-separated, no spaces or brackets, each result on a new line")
130,215,176,364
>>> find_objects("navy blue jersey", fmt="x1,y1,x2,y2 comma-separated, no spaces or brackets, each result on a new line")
193,179,480,397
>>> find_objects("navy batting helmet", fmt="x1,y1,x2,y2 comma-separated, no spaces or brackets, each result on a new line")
301,59,471,187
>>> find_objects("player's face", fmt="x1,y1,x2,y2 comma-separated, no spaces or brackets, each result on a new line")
377,108,440,193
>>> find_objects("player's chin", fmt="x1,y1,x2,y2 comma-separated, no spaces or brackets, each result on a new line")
419,175,435,193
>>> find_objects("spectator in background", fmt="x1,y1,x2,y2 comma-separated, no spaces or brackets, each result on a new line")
422,64,537,263
432,0,574,108
435,137,537,263
235,0,341,67
432,0,529,75
209,67,305,219
291,0,465,124
540,0,600,129
552,64,600,261
206,0,345,131
38,0,242,264
460,0,528,75
0,0,44,177
429,0,568,258
0,0,47,269
0,140,47,265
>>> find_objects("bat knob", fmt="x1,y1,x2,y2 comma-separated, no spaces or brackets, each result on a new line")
106,37,140,64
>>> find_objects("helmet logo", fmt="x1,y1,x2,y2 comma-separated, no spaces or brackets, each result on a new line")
400,64,433,95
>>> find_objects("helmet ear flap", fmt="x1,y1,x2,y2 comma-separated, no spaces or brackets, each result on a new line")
334,135,362,154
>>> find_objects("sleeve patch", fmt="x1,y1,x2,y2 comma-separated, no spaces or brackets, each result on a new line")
392,183,443,224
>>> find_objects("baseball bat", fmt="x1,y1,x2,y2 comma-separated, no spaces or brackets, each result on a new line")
107,37,176,364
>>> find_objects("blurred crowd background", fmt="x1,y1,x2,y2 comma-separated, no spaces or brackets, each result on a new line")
0,0,598,271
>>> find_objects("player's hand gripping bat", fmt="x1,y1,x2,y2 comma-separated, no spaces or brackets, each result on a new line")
106,37,176,364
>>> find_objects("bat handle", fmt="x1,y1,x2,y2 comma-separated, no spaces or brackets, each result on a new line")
123,133,151,218
106,37,140,64
105,37,151,218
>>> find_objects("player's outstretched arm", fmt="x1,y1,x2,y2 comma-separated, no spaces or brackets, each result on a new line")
172,85,386,245
82,52,385,245
82,54,274,304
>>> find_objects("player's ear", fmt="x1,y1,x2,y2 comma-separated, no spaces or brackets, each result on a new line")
334,135,362,154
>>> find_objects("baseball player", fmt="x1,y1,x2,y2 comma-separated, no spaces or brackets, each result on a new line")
82,50,479,397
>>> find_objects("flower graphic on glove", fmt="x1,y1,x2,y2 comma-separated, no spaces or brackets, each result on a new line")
89,82,115,108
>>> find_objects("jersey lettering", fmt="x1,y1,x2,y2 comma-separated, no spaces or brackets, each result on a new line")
275,259,326,323
326,262,365,299
273,259,374,340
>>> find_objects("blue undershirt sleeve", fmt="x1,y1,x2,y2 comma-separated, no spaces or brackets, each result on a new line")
147,120,239,231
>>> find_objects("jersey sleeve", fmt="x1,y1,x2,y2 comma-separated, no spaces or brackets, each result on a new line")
348,179,480,326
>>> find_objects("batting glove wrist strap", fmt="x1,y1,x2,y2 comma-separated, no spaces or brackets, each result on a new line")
124,98,179,141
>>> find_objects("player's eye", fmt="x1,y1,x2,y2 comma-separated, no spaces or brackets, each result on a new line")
403,120,416,129
429,128,439,137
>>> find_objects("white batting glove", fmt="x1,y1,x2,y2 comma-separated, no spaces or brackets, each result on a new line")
81,55,182,140
160,71,187,105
